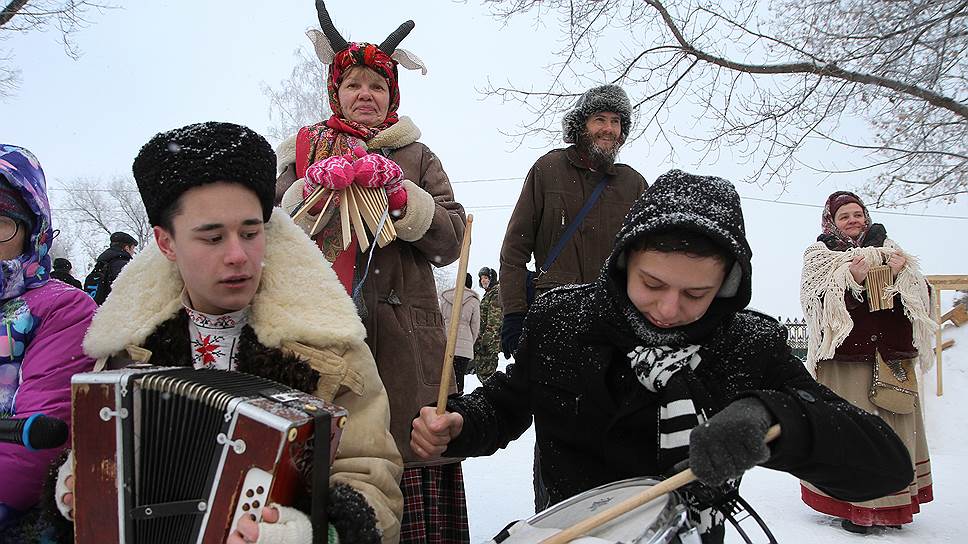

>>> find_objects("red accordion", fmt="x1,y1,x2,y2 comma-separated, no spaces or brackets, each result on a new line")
71,366,346,543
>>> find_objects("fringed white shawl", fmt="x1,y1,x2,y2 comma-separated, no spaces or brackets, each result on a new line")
799,239,936,377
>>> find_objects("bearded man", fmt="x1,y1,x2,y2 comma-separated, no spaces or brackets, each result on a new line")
499,85,647,360
497,85,647,510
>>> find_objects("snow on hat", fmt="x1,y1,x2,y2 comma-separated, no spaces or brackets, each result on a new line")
132,122,276,227
562,84,633,144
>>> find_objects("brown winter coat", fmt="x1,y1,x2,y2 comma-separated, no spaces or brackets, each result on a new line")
278,117,466,467
500,145,646,316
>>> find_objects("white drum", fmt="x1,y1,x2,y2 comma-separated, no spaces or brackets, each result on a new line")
488,478,698,544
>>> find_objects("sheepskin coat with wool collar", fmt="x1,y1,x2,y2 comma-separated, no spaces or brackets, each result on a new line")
82,208,404,544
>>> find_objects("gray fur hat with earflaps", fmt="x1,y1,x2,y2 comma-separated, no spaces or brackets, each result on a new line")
561,84,633,144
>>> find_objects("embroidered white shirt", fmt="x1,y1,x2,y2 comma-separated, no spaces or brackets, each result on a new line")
183,294,249,370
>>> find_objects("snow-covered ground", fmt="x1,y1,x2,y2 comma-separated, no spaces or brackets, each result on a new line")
461,319,968,543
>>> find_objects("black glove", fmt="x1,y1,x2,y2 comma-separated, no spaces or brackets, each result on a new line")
327,483,381,544
689,397,774,487
500,312,527,358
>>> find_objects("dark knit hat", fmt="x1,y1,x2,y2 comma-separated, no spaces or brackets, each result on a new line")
132,122,276,227
110,231,138,247
0,176,33,227
562,85,633,144
53,257,72,271
478,266,498,286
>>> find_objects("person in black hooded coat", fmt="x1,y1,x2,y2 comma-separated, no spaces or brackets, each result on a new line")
411,170,913,543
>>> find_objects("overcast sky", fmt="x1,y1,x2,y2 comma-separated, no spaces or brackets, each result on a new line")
2,0,965,317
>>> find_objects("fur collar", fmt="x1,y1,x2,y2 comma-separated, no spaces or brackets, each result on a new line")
274,117,421,174
365,116,420,150
84,208,365,359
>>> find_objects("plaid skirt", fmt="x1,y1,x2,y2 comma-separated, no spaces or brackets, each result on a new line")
400,463,470,544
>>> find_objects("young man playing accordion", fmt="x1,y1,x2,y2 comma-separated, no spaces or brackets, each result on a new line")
51,122,403,544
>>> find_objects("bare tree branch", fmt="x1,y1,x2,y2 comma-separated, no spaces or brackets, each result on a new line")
0,1,114,96
481,0,968,205
260,46,330,143
59,177,151,248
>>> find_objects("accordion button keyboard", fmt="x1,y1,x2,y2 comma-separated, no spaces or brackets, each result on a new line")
229,468,273,535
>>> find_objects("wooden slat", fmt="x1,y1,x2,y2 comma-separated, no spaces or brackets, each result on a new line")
925,275,968,289
941,304,968,327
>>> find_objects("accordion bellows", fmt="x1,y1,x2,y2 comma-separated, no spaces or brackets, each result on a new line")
71,367,346,543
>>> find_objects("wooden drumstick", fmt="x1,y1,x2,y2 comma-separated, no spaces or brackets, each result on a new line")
436,214,474,415
539,424,782,544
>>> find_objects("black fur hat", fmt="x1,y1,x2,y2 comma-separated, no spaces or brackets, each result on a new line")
478,266,498,286
562,84,633,144
132,122,276,227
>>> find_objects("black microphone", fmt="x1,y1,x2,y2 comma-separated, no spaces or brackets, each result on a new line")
0,414,69,450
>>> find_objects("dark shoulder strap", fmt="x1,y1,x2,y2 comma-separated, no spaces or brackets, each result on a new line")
539,175,609,274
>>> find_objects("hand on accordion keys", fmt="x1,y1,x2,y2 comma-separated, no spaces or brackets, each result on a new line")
227,483,382,544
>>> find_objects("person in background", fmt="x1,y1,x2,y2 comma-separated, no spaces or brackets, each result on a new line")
799,190,934,534
473,267,502,382
84,231,137,305
498,83,647,511
0,145,96,540
499,84,647,359
49,258,82,289
439,273,480,394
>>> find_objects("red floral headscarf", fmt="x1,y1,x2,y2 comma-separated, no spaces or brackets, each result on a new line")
325,42,400,140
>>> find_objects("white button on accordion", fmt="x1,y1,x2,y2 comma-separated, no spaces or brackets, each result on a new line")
71,366,346,543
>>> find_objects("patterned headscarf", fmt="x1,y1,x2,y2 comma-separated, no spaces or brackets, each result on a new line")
0,145,52,300
325,42,400,140
818,191,874,251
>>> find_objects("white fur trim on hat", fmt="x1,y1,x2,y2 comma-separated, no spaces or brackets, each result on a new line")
255,504,313,544
393,180,434,242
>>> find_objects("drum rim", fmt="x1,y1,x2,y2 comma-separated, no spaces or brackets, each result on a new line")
521,477,689,544
529,478,677,519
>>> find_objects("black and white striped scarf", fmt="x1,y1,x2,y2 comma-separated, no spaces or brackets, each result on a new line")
628,344,705,467
628,344,730,535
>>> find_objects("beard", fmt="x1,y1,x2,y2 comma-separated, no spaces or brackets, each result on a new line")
577,127,624,170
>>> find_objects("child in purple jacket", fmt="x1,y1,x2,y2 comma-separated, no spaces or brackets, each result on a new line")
0,145,96,532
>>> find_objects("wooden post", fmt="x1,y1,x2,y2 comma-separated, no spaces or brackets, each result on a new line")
437,215,474,415
934,284,943,396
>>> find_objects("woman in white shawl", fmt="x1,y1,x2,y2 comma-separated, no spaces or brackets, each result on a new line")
799,191,934,534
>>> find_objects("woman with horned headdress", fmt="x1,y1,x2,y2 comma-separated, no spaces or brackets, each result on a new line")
276,2,468,543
